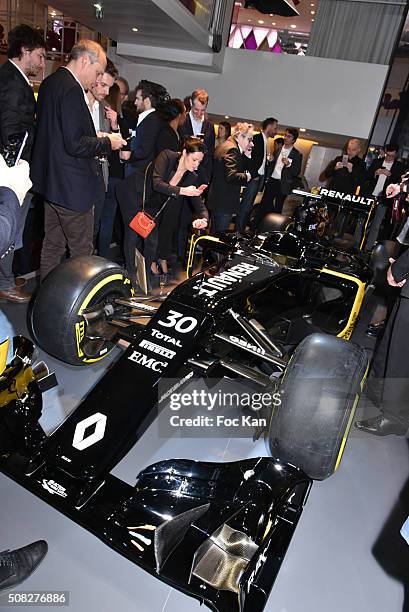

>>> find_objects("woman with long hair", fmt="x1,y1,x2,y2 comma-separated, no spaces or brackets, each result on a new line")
147,136,208,276
117,137,208,286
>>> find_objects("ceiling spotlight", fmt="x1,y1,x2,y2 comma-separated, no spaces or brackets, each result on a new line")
258,19,264,24
299,128,306,132
225,115,230,119
311,18,315,21
93,2,103,19
132,27,138,32
290,24,296,29
272,22,276,25
311,10,315,14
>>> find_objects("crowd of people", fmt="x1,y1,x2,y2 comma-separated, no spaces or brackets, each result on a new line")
2,25,408,303
0,25,309,299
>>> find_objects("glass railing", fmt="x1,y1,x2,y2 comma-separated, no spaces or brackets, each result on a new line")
177,0,214,30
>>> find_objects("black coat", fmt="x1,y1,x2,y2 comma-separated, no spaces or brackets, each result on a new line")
362,158,405,197
130,110,163,172
31,67,111,212
179,114,215,183
321,155,367,195
266,146,303,195
117,149,208,220
155,123,181,156
207,137,248,215
0,60,36,161
245,131,267,178
392,247,409,298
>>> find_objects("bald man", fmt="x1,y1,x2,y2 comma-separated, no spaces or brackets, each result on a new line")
320,138,367,195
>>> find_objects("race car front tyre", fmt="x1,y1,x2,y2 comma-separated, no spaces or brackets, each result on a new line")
30,256,133,366
268,333,368,480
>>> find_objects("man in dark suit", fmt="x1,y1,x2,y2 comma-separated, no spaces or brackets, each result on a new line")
207,123,252,234
252,127,302,228
31,39,126,281
0,25,45,303
179,89,215,184
127,79,169,174
237,117,278,233
362,144,405,249
319,137,367,194
116,79,169,263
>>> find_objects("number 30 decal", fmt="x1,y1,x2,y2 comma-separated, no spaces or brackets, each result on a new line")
158,310,197,334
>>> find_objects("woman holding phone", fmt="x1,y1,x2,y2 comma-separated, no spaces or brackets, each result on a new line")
147,136,208,277
118,136,208,285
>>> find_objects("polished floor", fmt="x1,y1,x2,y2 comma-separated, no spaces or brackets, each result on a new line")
0,279,408,612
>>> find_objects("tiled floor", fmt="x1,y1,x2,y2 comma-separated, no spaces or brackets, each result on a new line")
0,279,408,612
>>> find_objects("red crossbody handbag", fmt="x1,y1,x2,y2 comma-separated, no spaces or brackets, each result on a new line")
129,163,171,238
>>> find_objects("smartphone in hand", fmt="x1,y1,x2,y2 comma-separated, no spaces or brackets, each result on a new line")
2,132,28,167
198,184,208,193
342,154,349,167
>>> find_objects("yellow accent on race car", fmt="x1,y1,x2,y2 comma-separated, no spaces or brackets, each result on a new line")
359,202,376,251
334,362,369,471
186,234,223,278
0,338,9,375
319,268,366,340
75,321,85,357
78,274,124,314
0,364,35,408
75,273,125,361
262,518,273,541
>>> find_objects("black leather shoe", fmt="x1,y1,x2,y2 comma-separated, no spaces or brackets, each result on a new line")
0,540,48,592
355,415,407,436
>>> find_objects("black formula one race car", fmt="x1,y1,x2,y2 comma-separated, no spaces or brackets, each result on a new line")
0,221,382,612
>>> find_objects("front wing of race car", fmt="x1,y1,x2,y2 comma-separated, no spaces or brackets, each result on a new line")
1,453,311,612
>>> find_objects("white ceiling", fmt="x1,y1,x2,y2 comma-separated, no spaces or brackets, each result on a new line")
49,0,211,51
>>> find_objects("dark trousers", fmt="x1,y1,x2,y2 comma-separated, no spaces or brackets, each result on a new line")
98,177,121,258
211,211,232,235
370,295,409,429
177,201,192,258
117,188,144,284
93,194,106,247
157,201,180,261
40,201,94,281
251,178,286,229
236,176,262,233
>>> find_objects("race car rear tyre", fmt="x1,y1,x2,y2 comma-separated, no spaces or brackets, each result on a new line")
30,256,133,366
268,333,368,480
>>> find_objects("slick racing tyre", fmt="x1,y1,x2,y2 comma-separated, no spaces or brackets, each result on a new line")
269,333,368,480
31,256,133,366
